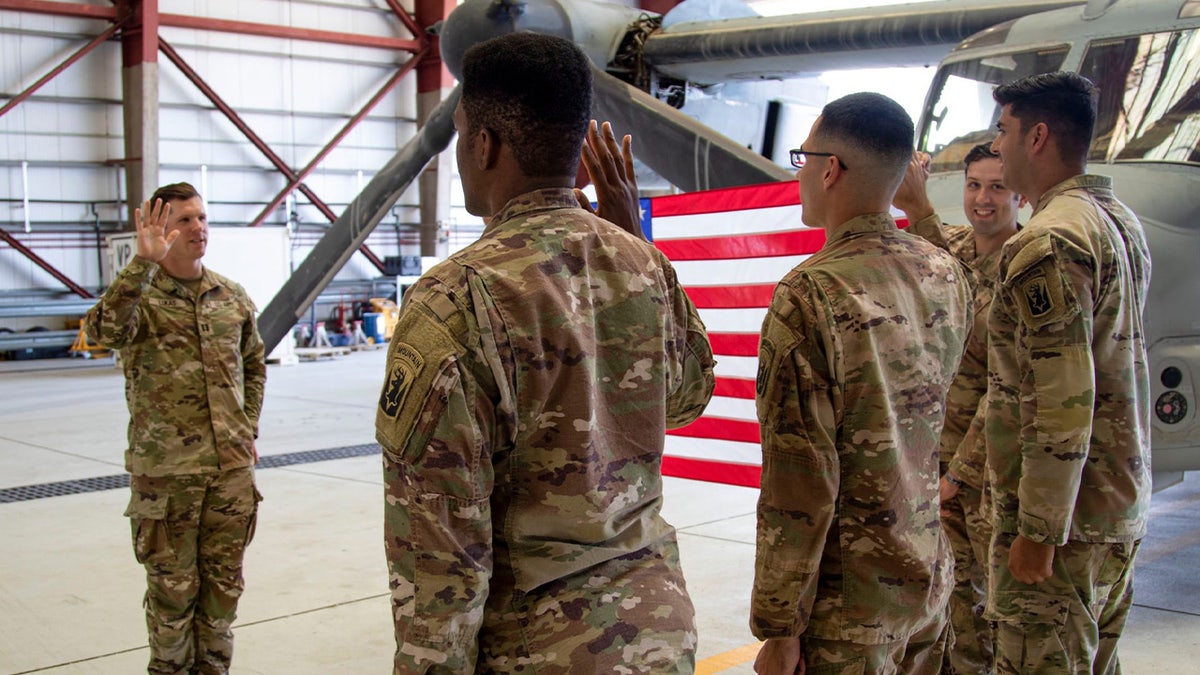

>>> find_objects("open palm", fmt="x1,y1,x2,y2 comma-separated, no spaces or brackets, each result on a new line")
135,198,177,263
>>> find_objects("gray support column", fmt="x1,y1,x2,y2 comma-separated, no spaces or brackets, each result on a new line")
417,89,453,258
118,0,160,226
121,61,159,221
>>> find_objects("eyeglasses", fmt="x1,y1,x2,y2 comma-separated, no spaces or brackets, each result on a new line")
789,147,848,170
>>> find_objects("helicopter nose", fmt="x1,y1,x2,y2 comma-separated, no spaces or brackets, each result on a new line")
438,0,571,79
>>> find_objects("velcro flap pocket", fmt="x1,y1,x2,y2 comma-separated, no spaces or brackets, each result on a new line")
124,490,168,520
125,491,171,565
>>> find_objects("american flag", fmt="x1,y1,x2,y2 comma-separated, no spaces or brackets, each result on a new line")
646,180,813,488
648,181,910,488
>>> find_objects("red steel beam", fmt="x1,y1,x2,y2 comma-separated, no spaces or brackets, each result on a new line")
380,0,425,42
0,0,116,20
248,51,427,228
0,1,423,52
0,20,125,119
0,226,94,298
158,38,386,272
414,0,455,93
158,13,421,52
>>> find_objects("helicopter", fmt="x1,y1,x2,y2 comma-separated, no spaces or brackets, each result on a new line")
256,0,1200,488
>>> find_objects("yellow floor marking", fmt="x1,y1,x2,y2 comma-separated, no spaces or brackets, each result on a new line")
696,641,764,674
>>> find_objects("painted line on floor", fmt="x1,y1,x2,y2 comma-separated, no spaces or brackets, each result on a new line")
696,641,763,674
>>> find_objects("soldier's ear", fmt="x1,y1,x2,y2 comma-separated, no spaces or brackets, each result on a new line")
476,127,502,171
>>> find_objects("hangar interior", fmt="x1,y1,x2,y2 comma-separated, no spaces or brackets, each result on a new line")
3,0,1200,673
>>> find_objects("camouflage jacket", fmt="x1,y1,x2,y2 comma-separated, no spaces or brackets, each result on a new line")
909,214,1001,489
85,256,266,477
986,175,1151,545
375,188,715,669
752,213,972,644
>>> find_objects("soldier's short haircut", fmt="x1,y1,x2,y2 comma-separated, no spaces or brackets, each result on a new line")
963,143,1000,172
815,92,914,182
993,72,1097,165
461,32,592,178
150,182,201,205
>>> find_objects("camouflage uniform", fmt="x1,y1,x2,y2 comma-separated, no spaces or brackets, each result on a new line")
86,256,266,675
752,213,972,673
910,214,1001,674
375,188,715,674
984,175,1151,674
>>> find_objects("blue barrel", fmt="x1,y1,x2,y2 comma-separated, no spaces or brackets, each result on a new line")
362,312,383,342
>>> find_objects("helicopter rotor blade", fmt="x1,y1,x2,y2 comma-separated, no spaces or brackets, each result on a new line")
257,86,462,353
591,65,794,193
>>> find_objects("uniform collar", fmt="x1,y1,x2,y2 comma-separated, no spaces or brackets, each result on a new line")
826,212,897,245
1033,174,1113,215
487,188,580,232
152,265,216,299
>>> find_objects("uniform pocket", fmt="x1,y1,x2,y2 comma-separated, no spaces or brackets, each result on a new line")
124,491,172,566
244,485,264,547
806,656,866,675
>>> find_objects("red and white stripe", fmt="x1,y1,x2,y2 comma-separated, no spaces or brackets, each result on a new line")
652,181,812,488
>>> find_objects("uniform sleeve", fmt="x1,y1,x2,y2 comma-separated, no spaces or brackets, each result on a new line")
907,213,953,252
948,402,987,487
1003,233,1095,546
84,256,157,349
239,294,267,435
750,277,839,639
666,281,716,428
376,279,494,674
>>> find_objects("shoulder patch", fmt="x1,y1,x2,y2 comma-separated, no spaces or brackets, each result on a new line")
756,339,776,398
1011,259,1070,329
1022,274,1054,318
379,342,426,418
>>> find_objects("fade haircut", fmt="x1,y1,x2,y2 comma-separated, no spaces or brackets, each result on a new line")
150,182,200,205
461,32,592,178
993,72,1097,165
963,143,1000,172
816,92,913,188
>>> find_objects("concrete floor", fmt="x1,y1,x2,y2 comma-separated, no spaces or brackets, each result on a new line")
2,349,1198,674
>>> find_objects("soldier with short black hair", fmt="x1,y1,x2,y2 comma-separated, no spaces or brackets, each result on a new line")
751,93,973,675
376,32,714,673
986,71,1151,674
85,182,266,674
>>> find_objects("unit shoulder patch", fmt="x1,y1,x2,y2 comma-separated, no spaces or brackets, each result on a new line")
1011,259,1071,330
380,342,426,418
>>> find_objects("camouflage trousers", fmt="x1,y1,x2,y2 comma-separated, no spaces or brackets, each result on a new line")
472,541,697,674
799,603,951,675
941,478,994,675
986,532,1139,675
125,467,261,675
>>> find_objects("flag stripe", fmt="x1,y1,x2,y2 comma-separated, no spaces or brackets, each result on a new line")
667,416,761,444
709,332,760,357
661,456,762,488
656,228,826,261
684,283,777,309
714,376,757,400
653,180,800,216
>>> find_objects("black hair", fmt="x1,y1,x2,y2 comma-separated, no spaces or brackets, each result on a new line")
993,72,1097,164
150,182,200,204
816,92,914,179
461,32,592,177
963,143,1000,172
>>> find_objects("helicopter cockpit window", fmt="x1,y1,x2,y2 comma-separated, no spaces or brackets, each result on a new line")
919,46,1069,173
1080,29,1200,165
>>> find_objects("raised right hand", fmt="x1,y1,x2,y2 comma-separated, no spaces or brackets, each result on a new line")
892,151,935,222
134,198,177,263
